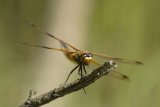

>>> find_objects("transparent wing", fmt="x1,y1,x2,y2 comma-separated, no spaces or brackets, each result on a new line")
25,21,78,51
15,41,76,53
92,53,143,65
108,71,129,80
91,60,129,80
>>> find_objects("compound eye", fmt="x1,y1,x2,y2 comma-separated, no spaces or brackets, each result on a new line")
86,53,92,57
81,53,87,58
81,53,93,59
86,54,91,57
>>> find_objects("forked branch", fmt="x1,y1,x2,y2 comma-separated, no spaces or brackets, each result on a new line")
18,61,117,107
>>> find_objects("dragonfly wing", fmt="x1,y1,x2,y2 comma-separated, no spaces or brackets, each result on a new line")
92,53,143,65
25,21,78,51
108,71,129,80
92,60,129,80
15,41,75,53
60,42,70,51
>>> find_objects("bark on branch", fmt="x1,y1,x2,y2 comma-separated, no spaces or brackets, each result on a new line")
18,61,117,107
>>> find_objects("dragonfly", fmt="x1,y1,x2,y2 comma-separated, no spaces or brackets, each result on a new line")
17,21,143,84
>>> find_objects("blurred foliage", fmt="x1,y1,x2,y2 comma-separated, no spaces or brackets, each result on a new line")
0,0,160,107
0,0,49,106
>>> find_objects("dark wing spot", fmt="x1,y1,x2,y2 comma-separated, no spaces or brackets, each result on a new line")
122,75,129,80
135,61,144,65
115,58,122,60
46,32,54,38
123,75,128,79
41,46,51,49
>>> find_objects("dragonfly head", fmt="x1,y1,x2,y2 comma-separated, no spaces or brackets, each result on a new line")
81,53,93,65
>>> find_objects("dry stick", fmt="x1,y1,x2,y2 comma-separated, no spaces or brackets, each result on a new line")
19,61,117,107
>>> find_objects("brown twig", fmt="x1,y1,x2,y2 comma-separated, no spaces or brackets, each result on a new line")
18,61,117,107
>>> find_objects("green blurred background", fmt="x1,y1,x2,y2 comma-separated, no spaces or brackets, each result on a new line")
0,0,160,107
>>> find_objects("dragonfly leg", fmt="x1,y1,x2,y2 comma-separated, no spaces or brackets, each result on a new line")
83,65,87,75
64,64,80,84
78,65,87,94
